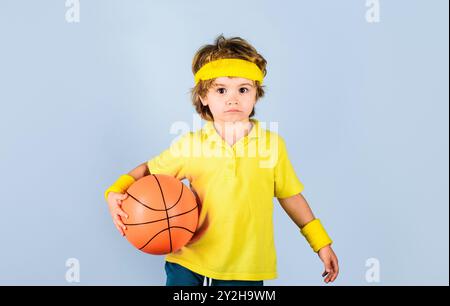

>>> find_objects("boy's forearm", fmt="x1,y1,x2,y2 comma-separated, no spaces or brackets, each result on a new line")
127,162,150,180
277,193,316,229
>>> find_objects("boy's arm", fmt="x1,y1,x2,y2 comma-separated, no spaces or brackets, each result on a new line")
277,193,315,228
278,193,339,283
127,162,151,180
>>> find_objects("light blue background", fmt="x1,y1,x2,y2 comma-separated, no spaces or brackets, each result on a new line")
0,0,448,285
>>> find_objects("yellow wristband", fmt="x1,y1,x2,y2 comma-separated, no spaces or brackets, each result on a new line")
104,174,136,202
300,219,333,252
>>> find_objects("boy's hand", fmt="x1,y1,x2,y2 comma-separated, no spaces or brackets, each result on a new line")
107,192,129,236
318,245,339,283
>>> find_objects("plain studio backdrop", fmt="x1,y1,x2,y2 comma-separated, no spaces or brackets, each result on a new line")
0,0,448,285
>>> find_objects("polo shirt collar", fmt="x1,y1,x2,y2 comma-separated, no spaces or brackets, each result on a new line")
202,118,261,143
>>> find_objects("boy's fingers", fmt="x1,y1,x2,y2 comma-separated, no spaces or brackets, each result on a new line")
324,262,332,274
114,222,124,236
325,271,332,283
328,270,335,282
116,194,128,203
330,273,337,282
115,221,127,235
114,216,127,230
328,266,338,283
323,261,333,283
331,258,339,282
117,210,129,219
331,270,338,282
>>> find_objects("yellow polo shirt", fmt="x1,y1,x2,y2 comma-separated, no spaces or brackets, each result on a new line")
147,118,304,280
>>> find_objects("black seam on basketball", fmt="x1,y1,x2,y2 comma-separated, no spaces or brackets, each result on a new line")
138,226,194,251
166,182,184,211
153,175,173,253
126,192,174,211
125,191,157,211
125,174,159,211
139,227,168,250
126,180,190,212
123,204,199,226
168,226,195,234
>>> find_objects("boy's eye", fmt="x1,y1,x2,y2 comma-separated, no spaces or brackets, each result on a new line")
215,87,250,94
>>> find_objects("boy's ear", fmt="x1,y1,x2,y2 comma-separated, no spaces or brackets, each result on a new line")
200,97,207,106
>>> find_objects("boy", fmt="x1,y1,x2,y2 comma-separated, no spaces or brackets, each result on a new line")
105,35,339,286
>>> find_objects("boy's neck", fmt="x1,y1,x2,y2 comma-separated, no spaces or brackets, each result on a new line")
212,119,254,146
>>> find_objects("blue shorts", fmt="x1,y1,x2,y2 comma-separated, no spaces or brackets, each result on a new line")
165,261,264,286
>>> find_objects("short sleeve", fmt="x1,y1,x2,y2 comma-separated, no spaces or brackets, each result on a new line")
274,136,304,199
147,133,191,180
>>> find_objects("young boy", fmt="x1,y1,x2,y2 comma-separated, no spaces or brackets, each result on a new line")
105,35,339,286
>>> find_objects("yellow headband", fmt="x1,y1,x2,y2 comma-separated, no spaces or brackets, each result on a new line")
194,58,264,85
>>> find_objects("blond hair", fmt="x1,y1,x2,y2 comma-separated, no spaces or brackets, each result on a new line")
191,35,267,121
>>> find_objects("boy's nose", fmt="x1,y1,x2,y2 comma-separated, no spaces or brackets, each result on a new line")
227,97,239,105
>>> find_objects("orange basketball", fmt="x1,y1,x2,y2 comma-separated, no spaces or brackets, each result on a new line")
121,174,199,255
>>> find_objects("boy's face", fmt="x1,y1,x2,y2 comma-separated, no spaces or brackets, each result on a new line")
200,77,257,123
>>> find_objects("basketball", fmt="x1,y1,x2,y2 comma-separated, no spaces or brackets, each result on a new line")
121,174,199,255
